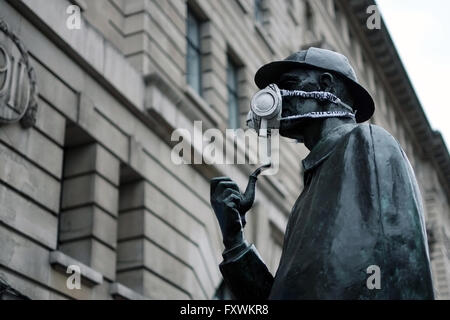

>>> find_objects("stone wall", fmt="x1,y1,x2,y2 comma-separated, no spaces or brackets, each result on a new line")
0,0,448,299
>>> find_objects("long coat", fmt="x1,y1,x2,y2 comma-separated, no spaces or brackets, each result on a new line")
219,123,435,299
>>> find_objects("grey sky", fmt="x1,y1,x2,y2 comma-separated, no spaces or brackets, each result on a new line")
376,0,450,147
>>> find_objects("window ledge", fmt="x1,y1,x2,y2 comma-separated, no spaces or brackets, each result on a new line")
49,251,103,286
184,85,222,127
110,283,149,300
69,0,87,11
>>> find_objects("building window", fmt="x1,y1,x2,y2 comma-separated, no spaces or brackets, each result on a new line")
254,0,264,24
227,56,240,129
305,1,313,31
186,9,202,96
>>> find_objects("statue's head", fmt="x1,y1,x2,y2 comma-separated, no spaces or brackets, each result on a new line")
275,67,356,140
253,48,375,140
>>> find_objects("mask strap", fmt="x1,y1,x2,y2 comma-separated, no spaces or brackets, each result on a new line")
280,111,356,121
280,89,354,113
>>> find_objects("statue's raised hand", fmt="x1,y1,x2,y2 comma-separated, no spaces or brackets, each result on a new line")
210,177,246,249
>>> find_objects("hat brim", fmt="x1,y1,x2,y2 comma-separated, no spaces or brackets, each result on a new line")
254,61,375,123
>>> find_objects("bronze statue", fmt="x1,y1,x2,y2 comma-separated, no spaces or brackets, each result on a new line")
210,48,435,299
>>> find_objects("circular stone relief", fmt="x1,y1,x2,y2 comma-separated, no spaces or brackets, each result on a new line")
0,20,37,127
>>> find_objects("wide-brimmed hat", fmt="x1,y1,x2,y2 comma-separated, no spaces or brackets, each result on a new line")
254,47,375,123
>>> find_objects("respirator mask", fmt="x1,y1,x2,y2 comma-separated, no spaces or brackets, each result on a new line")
246,83,356,137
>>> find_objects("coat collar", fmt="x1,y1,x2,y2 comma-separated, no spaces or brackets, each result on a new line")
302,123,357,172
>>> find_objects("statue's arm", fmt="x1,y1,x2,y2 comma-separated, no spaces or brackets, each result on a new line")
219,241,274,300
210,176,274,299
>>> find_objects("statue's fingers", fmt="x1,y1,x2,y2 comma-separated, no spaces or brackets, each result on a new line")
216,181,240,195
210,177,232,195
222,188,243,200
223,194,241,209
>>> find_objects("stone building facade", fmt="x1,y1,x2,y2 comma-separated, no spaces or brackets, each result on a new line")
0,0,448,300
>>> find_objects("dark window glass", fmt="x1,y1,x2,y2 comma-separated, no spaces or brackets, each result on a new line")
305,1,313,30
186,9,202,95
227,57,240,129
254,0,264,24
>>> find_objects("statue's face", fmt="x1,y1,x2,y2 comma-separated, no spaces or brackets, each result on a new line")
277,68,324,140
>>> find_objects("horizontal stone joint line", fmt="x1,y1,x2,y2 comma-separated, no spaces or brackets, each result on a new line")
0,139,62,182
61,202,118,221
118,234,213,294
118,204,220,286
58,234,117,252
119,206,201,247
0,220,55,251
0,264,73,300
63,170,118,189
30,53,78,95
141,148,211,207
94,107,131,139
116,265,194,299
0,173,58,216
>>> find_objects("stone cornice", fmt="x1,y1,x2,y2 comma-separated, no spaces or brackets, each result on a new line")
340,0,450,201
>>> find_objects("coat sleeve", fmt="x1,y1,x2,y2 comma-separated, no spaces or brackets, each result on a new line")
219,244,274,300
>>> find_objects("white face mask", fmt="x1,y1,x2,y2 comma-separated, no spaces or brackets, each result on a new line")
246,83,356,136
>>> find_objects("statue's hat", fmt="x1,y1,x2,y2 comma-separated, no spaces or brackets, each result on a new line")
254,47,375,123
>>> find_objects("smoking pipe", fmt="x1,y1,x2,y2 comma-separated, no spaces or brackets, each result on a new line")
238,162,271,226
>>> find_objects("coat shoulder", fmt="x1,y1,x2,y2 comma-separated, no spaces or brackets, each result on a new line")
347,123,400,149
